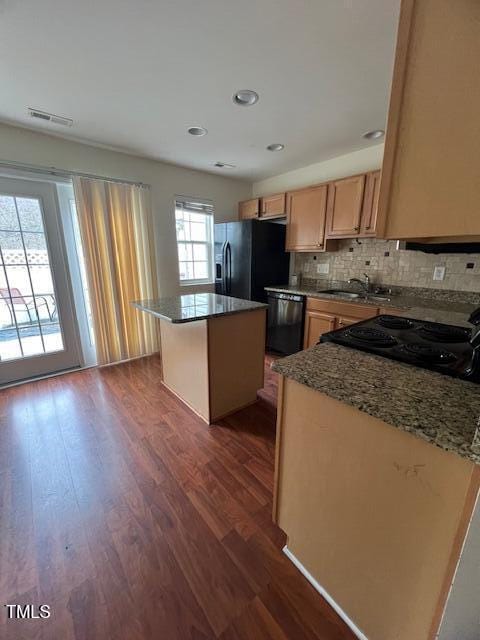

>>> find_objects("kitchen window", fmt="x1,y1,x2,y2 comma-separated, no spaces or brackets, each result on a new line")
175,198,214,285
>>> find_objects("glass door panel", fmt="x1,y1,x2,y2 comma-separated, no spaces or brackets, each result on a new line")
0,178,80,385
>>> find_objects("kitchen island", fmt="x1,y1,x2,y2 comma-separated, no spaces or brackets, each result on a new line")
133,293,267,424
272,343,480,640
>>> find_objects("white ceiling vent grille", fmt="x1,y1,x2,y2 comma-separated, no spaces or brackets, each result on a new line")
214,161,236,169
28,108,73,127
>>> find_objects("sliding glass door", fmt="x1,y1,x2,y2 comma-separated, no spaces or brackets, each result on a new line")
0,177,80,385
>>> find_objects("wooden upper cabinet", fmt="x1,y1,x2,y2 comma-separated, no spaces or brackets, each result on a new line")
240,171,379,241
285,185,328,252
360,170,381,236
238,198,259,220
326,175,366,238
260,193,286,218
377,0,480,239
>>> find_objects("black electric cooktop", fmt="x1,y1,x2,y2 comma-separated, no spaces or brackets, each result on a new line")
320,315,479,382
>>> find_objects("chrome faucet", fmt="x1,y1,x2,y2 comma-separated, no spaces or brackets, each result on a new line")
348,273,371,294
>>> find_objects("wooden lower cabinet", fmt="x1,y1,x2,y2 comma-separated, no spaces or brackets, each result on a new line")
336,315,360,328
303,297,380,349
303,310,335,349
274,378,479,640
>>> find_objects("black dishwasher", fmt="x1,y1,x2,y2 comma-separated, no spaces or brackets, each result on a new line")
267,291,305,355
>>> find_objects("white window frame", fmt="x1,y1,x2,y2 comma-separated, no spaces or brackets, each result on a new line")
174,197,214,286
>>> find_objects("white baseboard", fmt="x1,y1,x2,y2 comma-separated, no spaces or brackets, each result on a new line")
283,545,369,640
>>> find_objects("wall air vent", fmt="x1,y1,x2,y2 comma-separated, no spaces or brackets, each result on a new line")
28,108,73,127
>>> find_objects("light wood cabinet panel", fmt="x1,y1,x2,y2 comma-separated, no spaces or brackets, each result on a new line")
336,315,360,329
306,296,379,320
274,378,477,640
160,309,266,424
238,198,259,220
377,0,480,239
286,185,328,252
251,170,380,242
303,310,335,349
303,297,381,350
360,170,381,236
326,175,365,238
260,193,286,218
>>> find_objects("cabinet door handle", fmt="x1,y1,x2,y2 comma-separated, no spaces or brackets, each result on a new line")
354,226,360,232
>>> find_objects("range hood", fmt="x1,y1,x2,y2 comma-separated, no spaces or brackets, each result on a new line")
404,242,480,255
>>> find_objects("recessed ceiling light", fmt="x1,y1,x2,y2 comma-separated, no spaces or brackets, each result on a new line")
188,126,208,136
363,129,385,140
214,162,236,169
266,143,285,152
233,90,259,107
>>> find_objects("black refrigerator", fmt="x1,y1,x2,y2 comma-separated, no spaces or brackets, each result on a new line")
214,220,289,302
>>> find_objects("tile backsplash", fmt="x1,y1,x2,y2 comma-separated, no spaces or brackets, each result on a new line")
294,239,480,292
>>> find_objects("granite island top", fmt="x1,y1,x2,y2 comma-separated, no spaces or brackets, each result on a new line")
133,293,267,323
272,342,480,465
265,284,478,327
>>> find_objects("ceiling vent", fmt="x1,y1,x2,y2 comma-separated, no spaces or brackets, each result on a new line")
28,108,73,127
214,162,236,169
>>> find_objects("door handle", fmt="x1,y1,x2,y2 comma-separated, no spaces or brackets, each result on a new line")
221,241,227,294
225,242,232,295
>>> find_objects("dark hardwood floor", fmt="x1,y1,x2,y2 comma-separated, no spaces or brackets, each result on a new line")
0,355,355,640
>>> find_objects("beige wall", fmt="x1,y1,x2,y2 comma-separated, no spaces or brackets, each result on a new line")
0,123,252,296
252,144,383,196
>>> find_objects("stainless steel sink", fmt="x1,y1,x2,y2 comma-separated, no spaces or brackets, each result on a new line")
316,290,392,302
367,294,392,302
317,289,362,299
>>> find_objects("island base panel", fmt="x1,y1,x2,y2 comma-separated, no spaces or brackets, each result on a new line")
160,319,210,420
208,309,266,422
159,309,266,424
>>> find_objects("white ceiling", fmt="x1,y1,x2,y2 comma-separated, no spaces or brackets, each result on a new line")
0,0,400,180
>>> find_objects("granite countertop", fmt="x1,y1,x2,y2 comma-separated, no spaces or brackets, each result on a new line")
133,293,267,323
265,283,478,327
272,343,480,465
